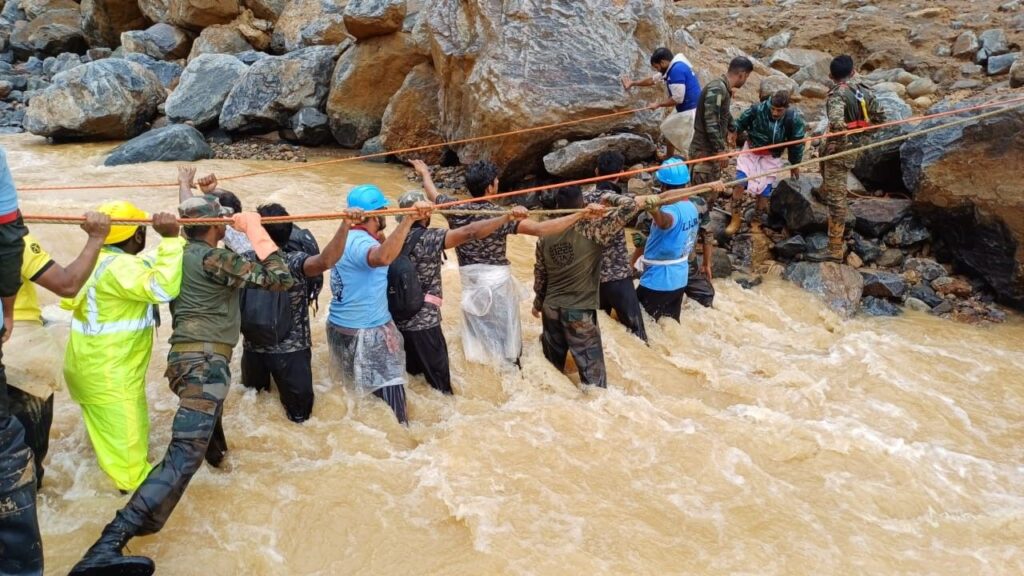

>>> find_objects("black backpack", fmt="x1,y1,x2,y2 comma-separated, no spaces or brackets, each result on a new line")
387,228,427,322
240,288,293,347
286,225,323,314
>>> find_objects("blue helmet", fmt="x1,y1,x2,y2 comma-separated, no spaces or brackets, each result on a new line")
347,184,390,211
656,158,690,187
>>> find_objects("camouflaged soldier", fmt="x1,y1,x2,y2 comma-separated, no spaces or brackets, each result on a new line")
70,195,295,576
394,191,525,394
532,187,658,388
818,55,885,261
582,151,648,342
689,57,754,200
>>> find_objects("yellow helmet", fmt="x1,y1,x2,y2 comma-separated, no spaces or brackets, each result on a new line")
97,201,150,245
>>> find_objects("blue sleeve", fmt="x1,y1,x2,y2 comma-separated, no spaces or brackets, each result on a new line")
351,235,376,271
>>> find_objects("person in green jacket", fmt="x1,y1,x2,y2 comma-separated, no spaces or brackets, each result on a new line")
70,195,297,576
725,90,807,235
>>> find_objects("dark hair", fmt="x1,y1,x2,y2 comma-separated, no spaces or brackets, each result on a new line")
596,151,625,176
211,190,242,215
830,55,854,80
650,47,673,65
465,160,499,198
256,203,294,248
184,225,211,240
728,56,754,74
770,90,791,108
555,185,584,210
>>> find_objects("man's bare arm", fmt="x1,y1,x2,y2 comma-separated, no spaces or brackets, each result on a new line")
35,212,111,297
410,160,441,203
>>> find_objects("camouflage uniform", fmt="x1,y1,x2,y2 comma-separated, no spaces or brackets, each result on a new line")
689,75,735,201
435,193,519,266
822,77,884,258
534,194,644,388
106,196,295,538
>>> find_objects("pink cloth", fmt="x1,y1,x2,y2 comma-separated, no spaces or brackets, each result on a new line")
736,144,786,197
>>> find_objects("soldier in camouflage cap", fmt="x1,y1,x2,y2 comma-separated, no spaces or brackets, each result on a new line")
178,193,234,219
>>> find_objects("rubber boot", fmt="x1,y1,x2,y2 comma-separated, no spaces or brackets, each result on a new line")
69,517,154,576
827,216,846,262
724,198,743,237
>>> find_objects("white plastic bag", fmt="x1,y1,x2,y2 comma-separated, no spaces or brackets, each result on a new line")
327,322,406,394
459,264,522,364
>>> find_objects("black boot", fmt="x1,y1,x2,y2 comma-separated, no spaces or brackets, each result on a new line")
69,517,154,576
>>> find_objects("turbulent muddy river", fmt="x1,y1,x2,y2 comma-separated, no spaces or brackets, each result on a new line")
4,134,1024,575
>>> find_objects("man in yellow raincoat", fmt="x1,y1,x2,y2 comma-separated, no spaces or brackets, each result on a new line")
62,202,185,492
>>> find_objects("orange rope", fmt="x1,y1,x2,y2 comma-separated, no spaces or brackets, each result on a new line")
18,93,1024,193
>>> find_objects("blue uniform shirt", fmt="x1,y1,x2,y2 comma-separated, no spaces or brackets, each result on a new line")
0,147,19,215
665,56,702,113
640,201,700,292
328,230,392,329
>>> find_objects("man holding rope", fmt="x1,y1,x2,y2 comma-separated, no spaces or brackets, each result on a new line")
689,57,754,198
623,47,702,160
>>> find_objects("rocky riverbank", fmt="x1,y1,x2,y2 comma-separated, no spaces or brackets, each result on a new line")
0,0,1022,318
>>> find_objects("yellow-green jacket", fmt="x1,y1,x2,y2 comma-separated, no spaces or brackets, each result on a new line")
62,236,186,404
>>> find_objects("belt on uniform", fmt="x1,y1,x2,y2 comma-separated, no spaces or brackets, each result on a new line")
0,209,21,225
169,342,234,359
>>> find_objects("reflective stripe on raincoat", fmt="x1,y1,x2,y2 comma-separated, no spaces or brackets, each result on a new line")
62,237,186,405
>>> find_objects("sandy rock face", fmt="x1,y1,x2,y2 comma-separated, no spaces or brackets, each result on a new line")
187,23,253,60
10,8,87,58
378,61,443,162
343,0,406,40
271,0,347,54
24,58,165,139
167,0,240,31
80,0,150,48
121,22,192,60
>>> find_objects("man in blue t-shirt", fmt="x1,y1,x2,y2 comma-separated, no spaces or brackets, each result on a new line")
326,184,433,424
623,47,703,160
635,159,725,322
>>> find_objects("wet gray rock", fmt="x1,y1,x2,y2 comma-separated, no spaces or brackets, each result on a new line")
121,52,182,88
850,232,882,263
852,90,912,191
861,270,906,299
543,134,655,179
279,107,330,145
10,10,87,58
43,52,82,78
908,282,944,307
952,31,979,58
773,235,806,259
976,28,1009,63
883,217,931,247
861,296,902,317
25,58,164,140
165,53,247,129
987,52,1020,75
876,248,905,268
359,134,388,162
104,123,212,165
769,175,854,233
849,198,912,237
121,23,193,60
805,233,829,254
768,48,830,75
783,261,864,317
220,46,335,134
903,258,946,282
343,0,406,40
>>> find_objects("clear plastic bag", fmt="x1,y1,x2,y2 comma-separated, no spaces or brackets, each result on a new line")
458,264,522,364
326,322,406,394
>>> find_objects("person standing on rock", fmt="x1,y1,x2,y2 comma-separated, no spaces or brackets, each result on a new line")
420,160,595,367
582,151,648,342
391,180,528,395
622,47,702,160
725,90,807,236
818,54,885,262
69,196,296,576
689,57,755,199
532,187,658,387
635,160,725,321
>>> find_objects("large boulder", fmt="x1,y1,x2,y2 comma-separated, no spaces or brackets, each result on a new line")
165,53,246,128
860,270,906,299
851,89,913,191
378,61,442,162
121,23,192,60
783,262,864,317
758,74,798,100
423,0,668,180
21,0,77,19
24,58,164,140
219,46,335,133
271,0,347,54
138,0,168,23
279,107,331,145
104,123,212,165
10,9,87,58
768,48,831,76
80,0,150,48
768,174,853,233
542,134,655,179
121,52,182,88
849,198,912,237
326,33,427,147
343,0,406,40
187,23,253,61
168,0,240,31
901,98,1024,307
243,0,286,22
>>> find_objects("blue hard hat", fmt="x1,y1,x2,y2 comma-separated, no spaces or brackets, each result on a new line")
347,184,390,211
656,158,690,186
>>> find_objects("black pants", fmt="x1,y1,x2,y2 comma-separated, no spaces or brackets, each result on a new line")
242,348,314,423
637,285,686,322
401,326,452,394
0,341,44,575
685,260,715,308
8,387,53,489
540,306,607,388
599,278,647,341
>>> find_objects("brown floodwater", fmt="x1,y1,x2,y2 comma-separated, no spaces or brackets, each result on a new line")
3,134,1024,575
